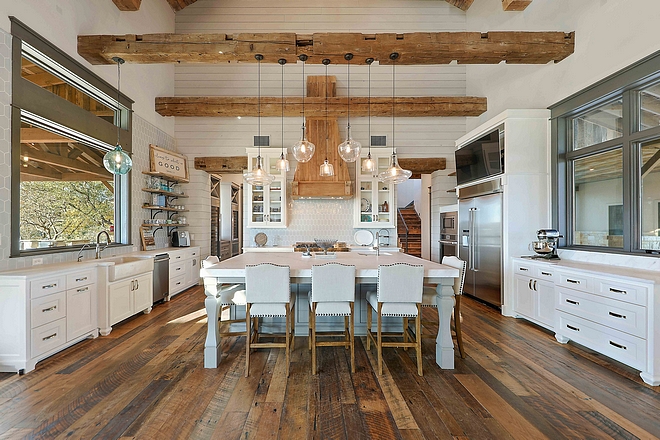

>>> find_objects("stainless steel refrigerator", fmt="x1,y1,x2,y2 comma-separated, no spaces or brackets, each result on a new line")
458,179,502,307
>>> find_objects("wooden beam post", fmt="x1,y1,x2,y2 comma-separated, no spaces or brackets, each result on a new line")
112,0,142,11
166,0,198,12
445,0,475,11
502,0,533,11
194,156,248,173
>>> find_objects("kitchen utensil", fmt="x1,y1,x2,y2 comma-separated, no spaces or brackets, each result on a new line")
361,198,371,212
255,232,268,247
314,239,337,255
529,229,563,259
354,230,373,246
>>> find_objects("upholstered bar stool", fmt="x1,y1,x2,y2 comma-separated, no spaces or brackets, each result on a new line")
308,263,356,374
421,256,467,358
366,263,425,376
245,263,295,377
202,256,246,339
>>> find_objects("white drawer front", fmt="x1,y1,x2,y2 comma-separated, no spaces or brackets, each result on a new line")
171,261,186,276
187,249,198,259
557,271,592,292
556,288,647,339
557,312,646,371
596,279,648,306
169,274,186,295
30,276,66,299
514,261,534,275
31,318,67,358
66,270,96,289
31,291,67,328
535,266,556,281
170,252,185,263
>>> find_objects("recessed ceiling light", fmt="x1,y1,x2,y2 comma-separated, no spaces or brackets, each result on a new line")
237,116,242,119
219,51,223,54
589,168,595,171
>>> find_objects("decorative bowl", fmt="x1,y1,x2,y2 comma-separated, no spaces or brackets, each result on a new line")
314,239,337,255
530,240,555,254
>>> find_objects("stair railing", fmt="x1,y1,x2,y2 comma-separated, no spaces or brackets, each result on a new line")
397,207,410,253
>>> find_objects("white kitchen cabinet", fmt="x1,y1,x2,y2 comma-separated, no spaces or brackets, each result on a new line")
107,273,153,329
512,259,556,330
246,149,287,228
168,246,201,297
355,149,395,228
0,265,98,374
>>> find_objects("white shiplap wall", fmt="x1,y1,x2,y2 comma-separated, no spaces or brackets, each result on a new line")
173,0,468,250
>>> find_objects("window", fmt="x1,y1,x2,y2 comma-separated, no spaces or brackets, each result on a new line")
551,49,660,255
10,18,132,256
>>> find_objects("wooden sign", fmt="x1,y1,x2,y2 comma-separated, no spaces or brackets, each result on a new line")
140,225,156,251
149,144,189,181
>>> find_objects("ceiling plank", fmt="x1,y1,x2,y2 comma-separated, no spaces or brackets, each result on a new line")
21,72,66,87
195,156,248,173
112,0,142,11
77,31,575,65
502,0,533,11
166,0,198,12
398,158,447,174
21,128,76,144
444,0,475,11
20,147,112,179
155,96,487,118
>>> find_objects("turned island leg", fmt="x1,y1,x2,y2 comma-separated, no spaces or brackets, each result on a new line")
435,278,455,369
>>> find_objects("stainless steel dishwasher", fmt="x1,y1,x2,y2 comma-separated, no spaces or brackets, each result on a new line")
153,253,170,304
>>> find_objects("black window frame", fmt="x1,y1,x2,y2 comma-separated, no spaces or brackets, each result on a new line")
550,49,660,256
10,17,134,257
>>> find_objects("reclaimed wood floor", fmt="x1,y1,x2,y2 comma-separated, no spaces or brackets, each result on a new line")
1,286,659,440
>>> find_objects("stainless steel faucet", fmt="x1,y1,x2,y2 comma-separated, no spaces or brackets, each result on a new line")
374,231,380,256
77,243,92,262
95,230,111,259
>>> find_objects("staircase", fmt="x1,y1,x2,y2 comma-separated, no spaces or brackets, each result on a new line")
397,203,422,258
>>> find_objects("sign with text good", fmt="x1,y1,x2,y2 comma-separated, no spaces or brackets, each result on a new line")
149,144,189,181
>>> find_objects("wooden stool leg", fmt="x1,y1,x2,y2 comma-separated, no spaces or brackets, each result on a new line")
366,301,372,350
344,316,349,349
308,307,312,350
291,303,296,353
403,317,409,350
377,303,383,376
416,304,423,376
350,302,355,373
454,296,465,359
245,304,251,377
311,304,317,375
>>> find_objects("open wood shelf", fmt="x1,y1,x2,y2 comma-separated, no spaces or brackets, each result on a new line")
141,188,189,198
142,171,189,184
142,205,189,212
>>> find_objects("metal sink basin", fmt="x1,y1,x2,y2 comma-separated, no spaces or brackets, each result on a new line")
102,256,154,281
357,251,392,256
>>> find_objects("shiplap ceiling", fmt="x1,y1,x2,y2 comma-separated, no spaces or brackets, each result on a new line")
111,0,534,13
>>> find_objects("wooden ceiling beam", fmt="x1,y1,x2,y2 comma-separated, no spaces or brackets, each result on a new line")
77,31,575,65
21,128,75,144
166,0,198,12
444,0,475,11
398,158,447,174
22,72,66,87
112,0,142,11
20,147,112,179
156,96,487,118
502,0,533,11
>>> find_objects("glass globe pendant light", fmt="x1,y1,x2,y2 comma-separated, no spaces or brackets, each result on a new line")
337,53,361,163
319,59,334,177
276,58,290,172
103,57,133,175
361,57,376,173
291,54,315,163
378,52,411,184
243,54,275,186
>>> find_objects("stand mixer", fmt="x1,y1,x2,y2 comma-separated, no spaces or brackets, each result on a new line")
529,229,562,259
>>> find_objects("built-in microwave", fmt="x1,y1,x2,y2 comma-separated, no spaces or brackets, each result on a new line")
455,124,504,186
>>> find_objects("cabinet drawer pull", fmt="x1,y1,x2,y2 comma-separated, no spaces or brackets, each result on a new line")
77,287,89,293
519,267,529,271
42,333,57,341
566,324,580,332
609,341,627,350
528,280,532,290
176,267,182,271
42,305,57,312
176,281,181,286
565,299,579,305
541,271,552,276
566,278,580,284
608,311,626,319
42,283,57,289
75,277,88,282
609,288,627,295
176,256,182,259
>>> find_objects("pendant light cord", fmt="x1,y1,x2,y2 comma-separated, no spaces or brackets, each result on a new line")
258,57,261,157
347,55,350,128
281,60,284,154
116,59,121,146
325,61,329,161
301,59,306,134
392,56,396,156
368,59,371,155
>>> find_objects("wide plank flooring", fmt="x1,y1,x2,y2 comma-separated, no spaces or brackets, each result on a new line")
0,286,658,439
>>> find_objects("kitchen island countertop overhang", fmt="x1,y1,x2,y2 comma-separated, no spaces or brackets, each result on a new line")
201,251,459,370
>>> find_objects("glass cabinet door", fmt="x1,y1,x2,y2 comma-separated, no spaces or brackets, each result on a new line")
267,179,283,225
246,151,287,228
250,184,265,225
355,150,394,228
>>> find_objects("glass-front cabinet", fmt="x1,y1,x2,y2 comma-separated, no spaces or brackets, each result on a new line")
246,149,287,228
355,148,394,228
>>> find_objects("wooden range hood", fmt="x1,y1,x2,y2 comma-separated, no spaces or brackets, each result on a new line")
292,75,352,199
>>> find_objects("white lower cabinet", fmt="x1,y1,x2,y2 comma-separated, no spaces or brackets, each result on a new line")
0,265,98,374
168,247,200,297
107,273,153,329
513,257,659,386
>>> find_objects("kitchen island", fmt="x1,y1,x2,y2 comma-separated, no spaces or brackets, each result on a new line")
200,251,459,370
